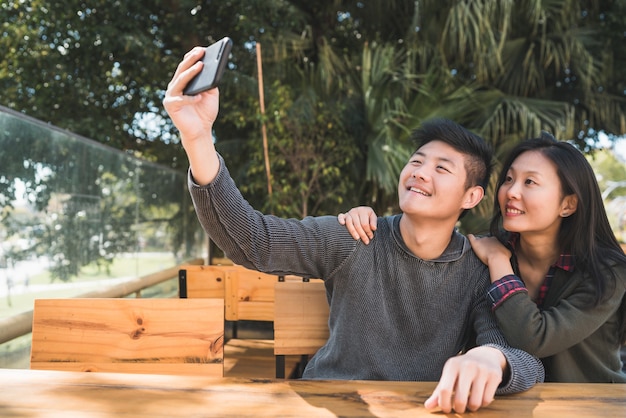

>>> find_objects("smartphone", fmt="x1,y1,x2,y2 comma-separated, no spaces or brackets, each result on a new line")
183,37,233,95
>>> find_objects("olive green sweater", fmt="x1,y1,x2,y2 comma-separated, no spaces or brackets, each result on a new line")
490,262,626,383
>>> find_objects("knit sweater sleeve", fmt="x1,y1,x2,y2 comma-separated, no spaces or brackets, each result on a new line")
187,154,356,278
466,252,545,393
492,265,626,359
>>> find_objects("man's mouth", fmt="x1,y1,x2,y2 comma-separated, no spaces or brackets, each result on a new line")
409,187,431,196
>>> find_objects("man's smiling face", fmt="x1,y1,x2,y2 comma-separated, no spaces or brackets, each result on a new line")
398,140,472,222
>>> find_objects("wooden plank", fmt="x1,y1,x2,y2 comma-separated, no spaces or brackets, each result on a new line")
211,257,234,266
6,369,623,417
224,339,299,378
31,298,224,376
29,362,222,376
274,280,329,356
178,265,293,376
180,264,277,321
178,265,227,299
225,266,277,321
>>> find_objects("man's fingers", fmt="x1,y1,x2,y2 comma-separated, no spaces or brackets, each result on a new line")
429,364,457,413
166,48,205,99
479,375,499,409
172,48,204,82
423,393,441,412
452,370,474,413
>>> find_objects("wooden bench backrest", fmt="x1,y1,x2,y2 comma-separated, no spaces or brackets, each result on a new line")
179,264,277,322
225,266,277,321
273,279,330,356
178,265,226,299
30,298,224,376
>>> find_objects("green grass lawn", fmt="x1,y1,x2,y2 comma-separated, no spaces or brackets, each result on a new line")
0,253,177,319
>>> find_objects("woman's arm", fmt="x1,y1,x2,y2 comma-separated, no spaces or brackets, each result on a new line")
491,268,625,358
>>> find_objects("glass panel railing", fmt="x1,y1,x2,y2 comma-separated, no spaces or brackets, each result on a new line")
0,105,206,321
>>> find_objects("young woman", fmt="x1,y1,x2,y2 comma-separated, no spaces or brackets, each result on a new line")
340,133,626,382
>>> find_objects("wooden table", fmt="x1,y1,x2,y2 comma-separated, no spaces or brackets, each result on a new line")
0,369,624,417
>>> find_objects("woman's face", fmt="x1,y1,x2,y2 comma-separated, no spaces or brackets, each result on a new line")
497,150,575,236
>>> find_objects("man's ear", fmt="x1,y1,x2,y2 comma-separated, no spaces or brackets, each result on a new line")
462,185,485,210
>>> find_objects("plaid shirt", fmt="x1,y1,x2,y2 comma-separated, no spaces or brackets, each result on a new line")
486,234,575,310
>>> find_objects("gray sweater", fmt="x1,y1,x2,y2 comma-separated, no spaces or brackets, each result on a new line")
189,155,544,393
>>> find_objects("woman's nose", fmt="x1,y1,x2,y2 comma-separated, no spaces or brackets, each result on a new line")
504,182,521,198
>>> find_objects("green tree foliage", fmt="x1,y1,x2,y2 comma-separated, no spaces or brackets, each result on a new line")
587,148,626,198
1,0,625,234
1,1,174,154
587,147,626,242
242,81,360,218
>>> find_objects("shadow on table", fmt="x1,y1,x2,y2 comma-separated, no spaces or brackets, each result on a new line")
291,380,542,417
290,380,431,417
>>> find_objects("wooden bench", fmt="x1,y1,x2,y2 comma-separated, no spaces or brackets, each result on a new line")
224,265,277,322
223,338,276,377
179,264,276,323
178,264,275,341
274,278,330,378
30,298,224,376
178,264,226,299
178,264,299,378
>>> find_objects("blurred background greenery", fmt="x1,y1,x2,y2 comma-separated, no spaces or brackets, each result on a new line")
1,0,625,367
1,0,625,232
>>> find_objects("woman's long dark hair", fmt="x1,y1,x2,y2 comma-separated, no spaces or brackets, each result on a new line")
490,133,626,343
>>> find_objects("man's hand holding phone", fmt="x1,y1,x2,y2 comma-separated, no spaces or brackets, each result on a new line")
183,37,232,95
164,37,233,140
164,44,224,185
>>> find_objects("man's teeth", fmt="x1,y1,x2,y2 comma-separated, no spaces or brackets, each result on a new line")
410,187,429,196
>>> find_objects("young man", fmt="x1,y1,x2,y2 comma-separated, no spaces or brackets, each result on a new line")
163,47,544,414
